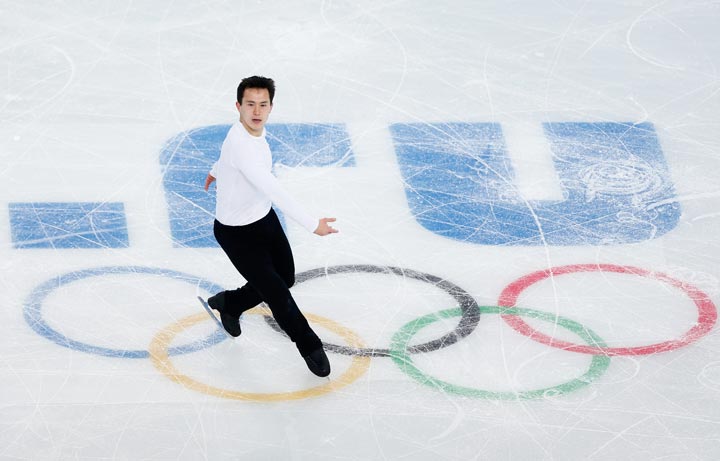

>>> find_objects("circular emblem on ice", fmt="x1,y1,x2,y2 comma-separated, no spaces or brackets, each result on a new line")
580,158,664,201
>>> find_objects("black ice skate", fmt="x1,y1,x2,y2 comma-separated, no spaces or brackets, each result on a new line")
201,292,241,337
303,347,331,377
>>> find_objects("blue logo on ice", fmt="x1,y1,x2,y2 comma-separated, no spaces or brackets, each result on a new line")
390,122,680,245
160,123,355,247
8,121,679,249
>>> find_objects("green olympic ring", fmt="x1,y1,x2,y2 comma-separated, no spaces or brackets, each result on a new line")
390,306,611,400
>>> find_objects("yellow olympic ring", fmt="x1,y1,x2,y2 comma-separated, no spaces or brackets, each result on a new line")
149,307,371,401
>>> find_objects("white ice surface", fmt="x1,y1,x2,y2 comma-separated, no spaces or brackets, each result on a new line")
2,1,720,460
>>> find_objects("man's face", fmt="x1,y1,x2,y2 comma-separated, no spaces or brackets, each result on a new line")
237,87,273,136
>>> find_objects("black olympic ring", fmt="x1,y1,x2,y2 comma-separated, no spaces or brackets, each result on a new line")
262,264,481,357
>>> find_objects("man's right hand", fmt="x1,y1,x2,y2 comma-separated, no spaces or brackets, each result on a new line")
204,173,216,191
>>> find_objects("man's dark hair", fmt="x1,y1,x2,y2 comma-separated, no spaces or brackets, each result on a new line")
237,76,275,104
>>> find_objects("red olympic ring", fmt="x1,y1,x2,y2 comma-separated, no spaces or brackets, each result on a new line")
498,264,717,356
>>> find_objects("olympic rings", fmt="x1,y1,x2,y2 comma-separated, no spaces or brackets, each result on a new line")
498,264,717,356
149,307,371,402
390,306,611,400
22,263,717,402
271,264,481,357
23,266,227,358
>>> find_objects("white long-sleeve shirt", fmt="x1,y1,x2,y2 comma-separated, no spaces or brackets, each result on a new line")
211,121,317,233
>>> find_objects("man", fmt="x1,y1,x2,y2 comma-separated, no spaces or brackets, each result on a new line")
203,76,337,377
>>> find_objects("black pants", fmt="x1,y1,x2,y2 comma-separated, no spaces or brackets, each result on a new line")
213,209,322,357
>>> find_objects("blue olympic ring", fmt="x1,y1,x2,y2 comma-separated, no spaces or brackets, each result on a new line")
23,266,227,358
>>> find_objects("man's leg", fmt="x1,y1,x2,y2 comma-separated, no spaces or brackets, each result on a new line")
212,216,319,353
213,214,329,376
239,260,322,357
217,283,263,316
210,220,262,336
260,210,328,376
